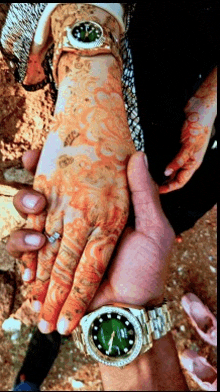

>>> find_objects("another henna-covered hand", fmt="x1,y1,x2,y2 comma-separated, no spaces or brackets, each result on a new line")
17,6,136,334
160,67,217,193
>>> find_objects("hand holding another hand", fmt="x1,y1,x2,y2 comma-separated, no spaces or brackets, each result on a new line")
7,150,175,334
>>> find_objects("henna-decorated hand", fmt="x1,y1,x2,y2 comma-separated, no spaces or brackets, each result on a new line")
16,51,136,335
9,1,138,335
7,151,175,333
160,67,217,193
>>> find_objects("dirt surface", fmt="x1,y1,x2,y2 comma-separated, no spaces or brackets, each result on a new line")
0,42,217,391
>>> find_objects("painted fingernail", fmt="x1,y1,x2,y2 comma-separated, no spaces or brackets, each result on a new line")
164,168,174,176
57,317,70,335
22,195,39,209
38,319,51,334
24,234,42,247
32,301,42,313
22,268,32,281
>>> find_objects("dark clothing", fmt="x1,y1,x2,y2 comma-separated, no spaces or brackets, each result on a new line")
13,329,61,391
128,1,218,233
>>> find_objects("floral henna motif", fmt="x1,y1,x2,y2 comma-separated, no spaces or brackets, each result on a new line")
19,40,136,333
160,67,217,193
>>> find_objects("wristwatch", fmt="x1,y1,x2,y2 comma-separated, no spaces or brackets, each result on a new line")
66,21,106,50
52,18,122,86
72,301,172,368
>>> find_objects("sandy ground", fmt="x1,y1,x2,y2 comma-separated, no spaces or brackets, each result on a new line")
0,43,217,391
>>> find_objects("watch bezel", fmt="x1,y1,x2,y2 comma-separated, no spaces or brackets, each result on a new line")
66,21,105,49
80,306,143,367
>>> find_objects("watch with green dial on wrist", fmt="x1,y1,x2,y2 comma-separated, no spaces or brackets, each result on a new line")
52,18,122,87
72,302,172,368
66,21,105,49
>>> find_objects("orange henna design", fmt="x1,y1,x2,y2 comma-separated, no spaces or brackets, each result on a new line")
19,16,135,331
160,67,217,194
64,131,80,146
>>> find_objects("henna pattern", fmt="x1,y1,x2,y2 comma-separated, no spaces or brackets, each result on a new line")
19,4,136,334
64,131,80,146
160,67,217,193
58,155,75,168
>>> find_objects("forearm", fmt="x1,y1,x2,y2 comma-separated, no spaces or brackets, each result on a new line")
178,67,217,155
50,2,134,153
35,4,136,176
184,67,217,127
21,7,136,334
99,332,189,391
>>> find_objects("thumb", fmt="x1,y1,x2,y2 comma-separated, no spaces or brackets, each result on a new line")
127,152,164,234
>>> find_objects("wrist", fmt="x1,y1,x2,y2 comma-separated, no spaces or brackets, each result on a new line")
50,3,122,86
99,332,189,391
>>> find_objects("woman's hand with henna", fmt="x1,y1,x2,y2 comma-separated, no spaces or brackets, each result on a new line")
9,4,137,334
7,151,175,334
19,53,135,335
160,67,217,193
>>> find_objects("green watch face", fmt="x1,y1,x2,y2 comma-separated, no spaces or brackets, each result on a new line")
91,312,136,358
71,21,103,44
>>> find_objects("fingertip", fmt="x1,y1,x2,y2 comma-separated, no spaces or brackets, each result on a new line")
22,149,41,174
38,319,53,334
127,152,150,192
24,233,45,247
159,181,178,194
57,317,70,335
13,189,47,215
31,301,42,313
164,168,174,177
159,185,170,194
22,268,34,282
128,151,147,172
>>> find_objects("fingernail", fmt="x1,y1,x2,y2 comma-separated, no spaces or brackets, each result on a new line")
32,300,42,313
22,268,32,281
22,195,39,209
164,168,174,176
144,154,148,168
24,234,41,246
57,317,70,335
38,319,51,334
